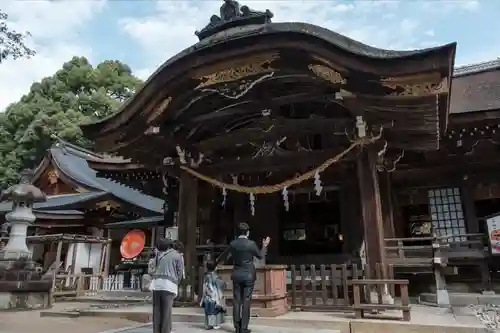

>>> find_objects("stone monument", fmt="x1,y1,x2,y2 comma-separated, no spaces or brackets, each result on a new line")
0,169,52,310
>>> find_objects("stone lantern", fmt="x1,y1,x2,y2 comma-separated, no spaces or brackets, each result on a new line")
0,169,52,310
0,169,46,259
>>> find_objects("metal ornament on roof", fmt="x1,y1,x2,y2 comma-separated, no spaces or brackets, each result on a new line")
194,0,273,41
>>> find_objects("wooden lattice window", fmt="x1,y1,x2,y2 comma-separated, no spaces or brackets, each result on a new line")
428,188,466,242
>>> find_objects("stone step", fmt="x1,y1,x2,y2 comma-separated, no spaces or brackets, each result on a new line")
41,306,488,333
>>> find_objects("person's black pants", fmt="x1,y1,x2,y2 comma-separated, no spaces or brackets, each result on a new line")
152,290,175,333
232,280,255,332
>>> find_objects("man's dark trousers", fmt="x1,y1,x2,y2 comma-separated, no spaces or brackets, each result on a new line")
232,278,255,333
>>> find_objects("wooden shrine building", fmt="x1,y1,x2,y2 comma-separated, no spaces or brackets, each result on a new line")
0,138,164,273
80,0,457,284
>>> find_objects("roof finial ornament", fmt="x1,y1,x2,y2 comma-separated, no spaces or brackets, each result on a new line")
195,0,273,41
220,0,240,21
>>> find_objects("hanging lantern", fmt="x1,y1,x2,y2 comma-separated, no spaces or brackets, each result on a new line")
282,187,289,211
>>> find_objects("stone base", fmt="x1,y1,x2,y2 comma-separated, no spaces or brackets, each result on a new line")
436,289,451,308
0,249,31,261
0,291,50,310
0,257,52,310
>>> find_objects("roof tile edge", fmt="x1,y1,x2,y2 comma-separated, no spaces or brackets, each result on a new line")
453,58,500,77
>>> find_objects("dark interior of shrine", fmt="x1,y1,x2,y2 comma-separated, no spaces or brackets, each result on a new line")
279,188,343,256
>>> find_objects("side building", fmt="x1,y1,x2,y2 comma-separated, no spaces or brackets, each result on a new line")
0,138,165,277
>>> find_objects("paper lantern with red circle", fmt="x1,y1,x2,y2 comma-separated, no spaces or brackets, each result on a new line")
120,229,146,259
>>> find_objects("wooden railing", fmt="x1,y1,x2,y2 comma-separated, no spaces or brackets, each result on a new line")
385,233,487,267
287,263,409,321
349,279,410,321
288,264,364,311
51,266,205,304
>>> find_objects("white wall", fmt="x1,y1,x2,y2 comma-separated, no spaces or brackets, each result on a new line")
65,243,103,274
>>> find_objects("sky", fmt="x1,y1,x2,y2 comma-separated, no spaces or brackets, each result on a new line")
0,0,499,111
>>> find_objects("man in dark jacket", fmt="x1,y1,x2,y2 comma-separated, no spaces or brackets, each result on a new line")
228,222,270,333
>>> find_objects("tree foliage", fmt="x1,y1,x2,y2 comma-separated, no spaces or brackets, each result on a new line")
0,56,143,187
0,9,35,62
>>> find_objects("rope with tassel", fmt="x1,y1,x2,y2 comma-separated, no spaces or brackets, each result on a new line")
179,130,382,194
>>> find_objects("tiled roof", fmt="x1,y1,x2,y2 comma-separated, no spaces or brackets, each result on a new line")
0,192,107,213
450,59,500,114
49,143,164,214
453,59,500,77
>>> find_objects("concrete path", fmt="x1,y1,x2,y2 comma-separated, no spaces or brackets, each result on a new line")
101,323,340,333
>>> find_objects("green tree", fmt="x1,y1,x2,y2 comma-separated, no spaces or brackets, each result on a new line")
0,56,143,187
0,10,35,62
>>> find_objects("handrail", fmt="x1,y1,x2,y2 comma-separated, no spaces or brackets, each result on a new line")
384,233,484,242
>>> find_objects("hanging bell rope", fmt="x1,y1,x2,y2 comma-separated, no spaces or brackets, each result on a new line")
179,131,382,195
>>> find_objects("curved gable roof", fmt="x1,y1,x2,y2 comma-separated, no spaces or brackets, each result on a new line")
33,141,164,215
80,21,456,139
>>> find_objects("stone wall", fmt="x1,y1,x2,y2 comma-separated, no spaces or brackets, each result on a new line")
0,291,50,310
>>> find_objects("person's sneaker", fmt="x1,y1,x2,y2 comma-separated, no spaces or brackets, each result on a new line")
213,326,221,330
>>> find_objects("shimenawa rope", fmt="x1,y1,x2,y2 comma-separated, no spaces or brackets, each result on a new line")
179,132,381,194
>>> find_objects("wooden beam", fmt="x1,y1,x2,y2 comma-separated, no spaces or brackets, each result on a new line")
183,91,335,124
201,147,356,174
194,117,353,152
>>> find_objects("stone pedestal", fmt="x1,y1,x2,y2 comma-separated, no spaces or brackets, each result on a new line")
0,169,52,310
218,264,288,317
0,258,52,310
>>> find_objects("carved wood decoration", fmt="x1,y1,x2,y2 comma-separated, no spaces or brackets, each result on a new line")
47,169,59,185
308,64,346,85
147,96,172,124
95,200,121,211
380,76,448,96
193,52,279,89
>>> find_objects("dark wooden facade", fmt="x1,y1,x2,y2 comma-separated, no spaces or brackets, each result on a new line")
80,0,458,285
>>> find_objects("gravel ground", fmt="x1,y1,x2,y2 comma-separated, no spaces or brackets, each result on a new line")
0,303,138,333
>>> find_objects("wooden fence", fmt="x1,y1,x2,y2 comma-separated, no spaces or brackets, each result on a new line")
287,263,410,321
51,266,205,303
51,264,410,321
288,263,364,311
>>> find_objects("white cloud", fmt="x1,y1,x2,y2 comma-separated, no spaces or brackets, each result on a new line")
119,0,459,79
0,0,105,111
421,0,480,12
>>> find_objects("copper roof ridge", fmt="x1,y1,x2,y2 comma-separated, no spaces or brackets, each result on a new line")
453,58,500,77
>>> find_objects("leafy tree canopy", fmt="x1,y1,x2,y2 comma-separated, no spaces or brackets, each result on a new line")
0,56,143,187
0,9,35,62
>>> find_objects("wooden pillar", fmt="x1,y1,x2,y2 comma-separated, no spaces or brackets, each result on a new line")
339,180,352,254
178,171,198,270
70,242,78,276
103,241,112,277
379,172,395,239
51,240,63,291
461,179,479,233
356,149,387,278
